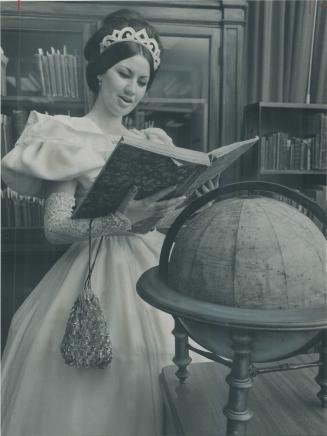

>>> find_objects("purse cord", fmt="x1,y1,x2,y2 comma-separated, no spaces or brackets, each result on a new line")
83,219,104,293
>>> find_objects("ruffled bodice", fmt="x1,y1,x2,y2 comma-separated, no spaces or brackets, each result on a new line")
1,111,119,199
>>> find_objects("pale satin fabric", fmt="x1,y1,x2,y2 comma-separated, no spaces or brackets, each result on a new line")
1,114,202,436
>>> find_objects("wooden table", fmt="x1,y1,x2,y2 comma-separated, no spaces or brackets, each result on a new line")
160,356,327,436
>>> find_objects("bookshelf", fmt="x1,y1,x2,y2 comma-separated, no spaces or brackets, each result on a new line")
1,0,248,350
0,12,96,352
242,102,327,211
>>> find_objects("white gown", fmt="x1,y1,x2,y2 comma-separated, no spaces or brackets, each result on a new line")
1,111,185,436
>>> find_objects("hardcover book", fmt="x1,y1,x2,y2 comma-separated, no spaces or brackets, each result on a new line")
72,135,259,220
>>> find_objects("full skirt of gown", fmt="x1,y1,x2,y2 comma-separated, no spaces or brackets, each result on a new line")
1,231,177,436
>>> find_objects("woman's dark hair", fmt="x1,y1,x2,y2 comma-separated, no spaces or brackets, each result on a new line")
84,9,162,93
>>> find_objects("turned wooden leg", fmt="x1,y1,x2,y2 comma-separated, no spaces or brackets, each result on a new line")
223,330,253,436
316,330,327,408
172,317,192,383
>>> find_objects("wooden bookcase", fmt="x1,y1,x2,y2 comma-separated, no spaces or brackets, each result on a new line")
242,102,327,210
1,0,247,349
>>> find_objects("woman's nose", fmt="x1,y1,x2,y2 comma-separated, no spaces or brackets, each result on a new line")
125,79,136,95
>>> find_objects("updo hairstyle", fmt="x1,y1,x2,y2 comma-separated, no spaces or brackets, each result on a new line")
84,9,163,94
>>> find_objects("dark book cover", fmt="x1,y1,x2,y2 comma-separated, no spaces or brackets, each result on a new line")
72,136,259,220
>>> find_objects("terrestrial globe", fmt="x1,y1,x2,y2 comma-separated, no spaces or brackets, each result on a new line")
165,189,326,361
138,182,327,363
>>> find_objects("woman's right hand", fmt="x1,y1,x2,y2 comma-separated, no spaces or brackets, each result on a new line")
117,185,186,225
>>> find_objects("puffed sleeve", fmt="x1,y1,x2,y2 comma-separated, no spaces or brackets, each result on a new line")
1,111,114,198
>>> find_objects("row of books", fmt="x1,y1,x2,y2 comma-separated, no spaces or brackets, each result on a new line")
35,46,80,98
261,130,326,171
1,188,44,228
1,110,30,157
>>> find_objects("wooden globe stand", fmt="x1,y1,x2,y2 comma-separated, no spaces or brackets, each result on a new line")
137,182,327,436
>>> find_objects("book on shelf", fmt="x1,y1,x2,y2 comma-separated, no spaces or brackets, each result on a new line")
60,46,69,97
72,51,79,98
46,48,58,96
1,47,8,96
35,49,47,95
72,135,259,220
1,114,13,157
41,49,52,96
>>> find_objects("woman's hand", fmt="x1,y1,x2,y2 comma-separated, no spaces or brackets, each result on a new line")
117,185,186,226
194,174,220,198
129,128,174,146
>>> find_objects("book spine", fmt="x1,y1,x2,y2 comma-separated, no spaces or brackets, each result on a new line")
1,48,8,96
279,132,288,170
54,49,64,96
47,49,57,97
72,52,79,98
63,52,71,97
41,53,51,96
4,114,13,154
35,49,46,96
276,132,281,170
1,114,6,157
67,54,75,98
261,137,266,170
293,138,301,170
271,134,277,170
1,191,7,227
320,114,327,170
267,136,273,169
60,46,69,97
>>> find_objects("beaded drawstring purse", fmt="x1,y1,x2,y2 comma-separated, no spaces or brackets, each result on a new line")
60,220,112,368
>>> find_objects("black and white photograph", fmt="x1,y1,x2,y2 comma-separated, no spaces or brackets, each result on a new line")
1,1,326,435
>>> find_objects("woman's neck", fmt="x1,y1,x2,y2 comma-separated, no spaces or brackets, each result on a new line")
85,99,129,136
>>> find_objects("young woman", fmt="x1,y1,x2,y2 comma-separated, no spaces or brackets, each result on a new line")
1,9,209,436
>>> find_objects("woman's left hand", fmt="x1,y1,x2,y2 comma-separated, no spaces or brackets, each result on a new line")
130,128,174,146
195,174,220,198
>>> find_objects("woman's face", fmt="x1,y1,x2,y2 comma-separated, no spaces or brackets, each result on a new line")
98,54,150,118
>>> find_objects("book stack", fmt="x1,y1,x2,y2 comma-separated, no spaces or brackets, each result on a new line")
261,126,326,171
1,187,44,228
1,47,8,96
35,46,79,98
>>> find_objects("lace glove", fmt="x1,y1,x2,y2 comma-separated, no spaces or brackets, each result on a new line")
44,192,132,245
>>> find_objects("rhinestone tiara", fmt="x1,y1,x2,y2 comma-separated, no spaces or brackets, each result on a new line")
100,27,161,71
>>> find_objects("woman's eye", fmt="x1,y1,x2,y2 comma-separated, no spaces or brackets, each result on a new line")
138,81,148,88
118,71,129,78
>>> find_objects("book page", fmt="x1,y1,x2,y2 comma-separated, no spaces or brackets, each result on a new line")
122,133,211,165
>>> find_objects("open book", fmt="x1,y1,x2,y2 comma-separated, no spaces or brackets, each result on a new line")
72,135,259,220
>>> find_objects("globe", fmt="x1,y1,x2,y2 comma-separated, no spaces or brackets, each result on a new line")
168,196,326,310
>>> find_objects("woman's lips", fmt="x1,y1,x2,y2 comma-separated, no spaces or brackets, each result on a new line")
119,96,133,104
